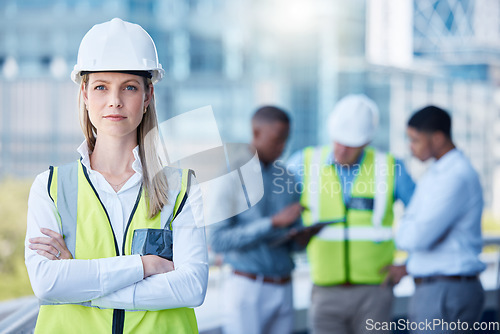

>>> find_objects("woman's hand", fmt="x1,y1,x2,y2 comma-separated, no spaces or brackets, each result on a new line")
141,255,175,278
29,228,73,260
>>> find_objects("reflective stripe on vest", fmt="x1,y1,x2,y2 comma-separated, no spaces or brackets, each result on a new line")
301,146,396,285
35,160,198,334
317,226,393,241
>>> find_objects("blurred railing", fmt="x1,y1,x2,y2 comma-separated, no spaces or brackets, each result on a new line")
3,237,500,334
0,296,38,334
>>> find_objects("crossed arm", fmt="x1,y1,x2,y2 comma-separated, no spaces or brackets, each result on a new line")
25,171,208,311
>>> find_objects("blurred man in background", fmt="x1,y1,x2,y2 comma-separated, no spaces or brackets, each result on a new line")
210,106,302,334
397,106,485,333
288,94,415,334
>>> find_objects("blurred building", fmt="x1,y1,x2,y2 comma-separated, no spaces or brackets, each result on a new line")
0,0,499,213
367,0,500,211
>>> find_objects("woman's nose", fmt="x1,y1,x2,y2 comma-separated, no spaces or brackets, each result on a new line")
108,90,123,108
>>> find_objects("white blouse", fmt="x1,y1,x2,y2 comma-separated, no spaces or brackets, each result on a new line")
25,141,208,311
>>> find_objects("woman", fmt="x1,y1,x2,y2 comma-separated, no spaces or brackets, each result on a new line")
25,18,208,333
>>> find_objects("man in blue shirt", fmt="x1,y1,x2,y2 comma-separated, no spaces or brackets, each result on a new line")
288,95,415,334
396,106,485,333
210,106,302,334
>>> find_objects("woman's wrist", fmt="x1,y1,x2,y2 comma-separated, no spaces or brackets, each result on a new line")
141,255,152,278
141,255,175,278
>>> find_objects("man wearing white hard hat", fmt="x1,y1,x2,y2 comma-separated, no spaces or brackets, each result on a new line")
287,94,415,334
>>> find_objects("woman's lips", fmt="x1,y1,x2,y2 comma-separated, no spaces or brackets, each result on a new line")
103,114,126,121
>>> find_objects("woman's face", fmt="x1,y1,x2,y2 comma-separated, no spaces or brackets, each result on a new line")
83,72,153,142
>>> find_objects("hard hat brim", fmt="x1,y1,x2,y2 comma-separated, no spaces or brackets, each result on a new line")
71,68,164,84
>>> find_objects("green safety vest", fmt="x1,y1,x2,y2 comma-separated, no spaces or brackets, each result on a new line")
301,146,396,286
35,160,198,334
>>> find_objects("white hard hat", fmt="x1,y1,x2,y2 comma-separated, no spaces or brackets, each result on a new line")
71,18,164,84
328,94,379,147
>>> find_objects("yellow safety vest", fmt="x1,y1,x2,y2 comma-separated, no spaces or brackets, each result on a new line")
35,160,198,334
301,146,396,286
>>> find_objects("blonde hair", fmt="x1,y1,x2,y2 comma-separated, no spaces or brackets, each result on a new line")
78,74,168,218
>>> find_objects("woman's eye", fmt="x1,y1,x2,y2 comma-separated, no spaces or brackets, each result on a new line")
94,85,105,90
126,85,138,91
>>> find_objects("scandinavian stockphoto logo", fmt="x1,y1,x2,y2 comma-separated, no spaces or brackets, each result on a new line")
149,105,264,227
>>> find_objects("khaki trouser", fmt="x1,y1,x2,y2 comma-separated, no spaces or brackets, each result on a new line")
309,284,393,334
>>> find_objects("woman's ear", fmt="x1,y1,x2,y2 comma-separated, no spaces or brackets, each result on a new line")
144,84,154,108
81,84,89,104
